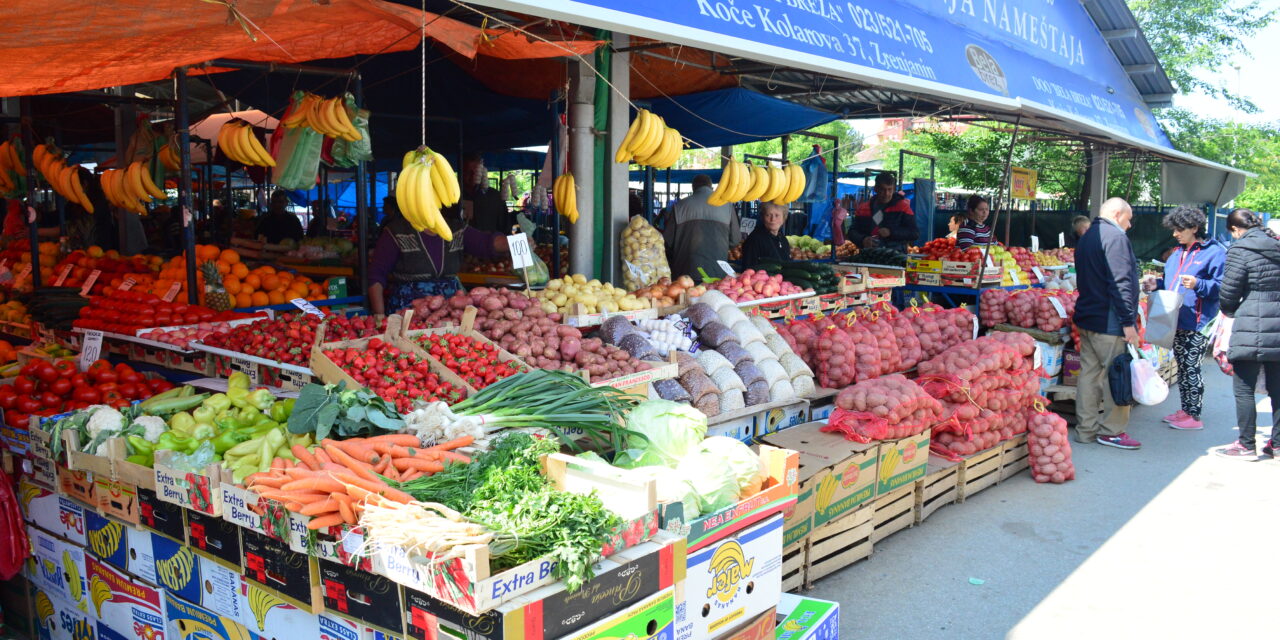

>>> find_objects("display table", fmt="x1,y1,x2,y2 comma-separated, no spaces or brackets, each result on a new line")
898,282,1041,316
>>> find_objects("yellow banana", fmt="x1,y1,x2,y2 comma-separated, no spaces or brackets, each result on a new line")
69,166,92,212
415,158,449,241
125,162,150,202
282,94,312,128
566,175,578,223
639,125,674,166
396,162,424,230
634,111,663,161
239,126,276,167
708,161,734,206
138,162,165,199
741,164,769,202
431,152,460,206
663,129,686,168
615,112,644,163
767,165,790,202
331,98,361,141
783,163,807,203
625,109,655,158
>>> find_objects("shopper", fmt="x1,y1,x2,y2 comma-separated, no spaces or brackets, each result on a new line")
462,153,512,234
845,172,917,251
257,191,303,244
1073,197,1142,449
945,212,967,240
1214,208,1280,460
1065,215,1091,249
1140,206,1225,430
954,195,994,250
740,203,791,268
664,174,740,281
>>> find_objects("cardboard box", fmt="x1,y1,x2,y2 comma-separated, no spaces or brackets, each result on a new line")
85,556,167,640
676,515,782,640
138,487,186,543
19,476,87,545
318,613,364,640
84,510,156,584
57,465,96,505
706,409,756,443
27,525,89,611
760,423,877,532
656,447,798,553
557,586,676,640
755,401,809,436
717,607,776,640
906,271,944,286
906,257,943,273
240,529,322,613
153,451,223,516
149,532,245,621
31,589,96,640
237,579,322,640
93,477,140,526
31,455,58,489
164,591,253,640
187,509,244,571
1034,340,1066,376
319,559,402,634
774,594,839,640
875,430,930,495
401,533,686,640
1062,350,1081,386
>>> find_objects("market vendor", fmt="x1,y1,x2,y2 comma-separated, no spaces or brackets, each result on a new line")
462,153,513,233
954,195,994,250
664,174,740,281
367,195,509,316
258,191,304,244
845,172,917,251
740,202,791,268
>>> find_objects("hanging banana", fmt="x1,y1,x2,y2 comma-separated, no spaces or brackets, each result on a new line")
395,147,455,240
553,173,579,224
217,120,276,167
615,108,686,169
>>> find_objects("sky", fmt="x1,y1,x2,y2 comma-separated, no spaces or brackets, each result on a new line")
1172,17,1280,123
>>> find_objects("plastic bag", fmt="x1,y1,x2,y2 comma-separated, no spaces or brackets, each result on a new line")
1143,289,1180,349
0,467,28,579
1129,345,1168,405
621,216,672,290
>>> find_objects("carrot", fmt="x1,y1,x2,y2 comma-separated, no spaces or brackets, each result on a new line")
282,477,346,493
435,451,471,464
363,434,423,447
246,476,287,489
315,450,332,464
292,445,321,470
306,514,344,530
374,456,391,474
285,502,304,512
392,458,445,473
284,467,319,479
332,494,355,524
369,442,395,456
383,464,401,482
387,445,420,458
400,470,423,482
421,435,474,452
270,457,287,471
323,438,378,465
244,472,271,485
323,443,380,482
334,472,413,504
300,499,340,516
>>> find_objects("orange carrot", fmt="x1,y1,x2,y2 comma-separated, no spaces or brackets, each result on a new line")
334,472,413,504
323,443,380,482
306,514,344,530
323,438,379,465
315,450,332,464
282,477,346,493
285,502,304,512
392,458,445,473
383,464,401,482
374,456,391,474
425,435,474,451
246,476,287,489
300,499,340,516
363,434,423,447
270,457,286,471
292,445,320,470
332,494,355,524
400,470,423,482
435,451,471,464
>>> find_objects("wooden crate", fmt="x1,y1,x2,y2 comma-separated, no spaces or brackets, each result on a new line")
870,484,916,543
782,541,807,593
915,458,960,524
999,434,1030,481
804,505,873,588
958,446,1003,502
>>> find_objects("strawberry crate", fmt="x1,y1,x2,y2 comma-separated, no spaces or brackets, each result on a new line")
310,320,471,408
393,310,529,395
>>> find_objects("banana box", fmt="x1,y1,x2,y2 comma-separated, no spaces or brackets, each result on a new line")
94,477,140,526
186,510,243,571
236,579,321,640
760,423,877,532
774,594,838,640
318,559,401,634
31,587,96,640
20,476,88,545
163,591,253,640
85,556,166,640
84,510,156,585
875,429,931,495
27,525,90,614
240,529,322,613
138,488,186,544
150,532,245,622
556,585,675,640
317,613,364,640
57,466,96,506
675,515,783,640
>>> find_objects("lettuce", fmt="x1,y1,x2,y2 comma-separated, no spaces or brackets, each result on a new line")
676,450,739,514
617,400,707,468
698,436,763,493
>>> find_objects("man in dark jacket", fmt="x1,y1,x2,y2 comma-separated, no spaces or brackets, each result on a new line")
1074,198,1142,450
846,172,917,251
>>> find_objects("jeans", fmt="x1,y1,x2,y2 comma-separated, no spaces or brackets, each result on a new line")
1230,359,1280,450
1076,329,1131,439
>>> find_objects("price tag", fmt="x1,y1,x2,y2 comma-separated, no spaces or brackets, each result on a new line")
162,281,182,302
290,298,326,317
12,264,31,288
507,233,532,270
79,270,101,296
1031,266,1045,282
118,276,136,291
1030,235,1040,252
972,316,979,340
985,253,995,269
739,217,757,235
53,264,73,287
79,330,103,372
1058,232,1066,248
232,358,260,386
717,260,737,277
1009,269,1021,286
1048,296,1067,318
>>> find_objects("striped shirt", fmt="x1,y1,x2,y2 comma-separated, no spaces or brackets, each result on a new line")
955,219,993,250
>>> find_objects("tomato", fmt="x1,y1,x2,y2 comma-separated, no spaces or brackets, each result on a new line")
0,392,15,411
40,392,62,409
117,369,142,385
72,386,101,404
117,383,139,400
70,373,90,388
148,378,174,393
17,397,40,413
5,411,26,428
88,360,112,376
49,378,72,397
52,360,76,377
93,370,118,384
13,376,35,395
101,391,126,408
33,362,58,384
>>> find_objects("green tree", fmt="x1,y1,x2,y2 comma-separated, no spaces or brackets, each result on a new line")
733,120,863,171
1129,0,1274,111
1161,108,1280,211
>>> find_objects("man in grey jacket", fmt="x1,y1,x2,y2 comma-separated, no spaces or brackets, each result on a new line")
1074,197,1143,450
664,174,740,281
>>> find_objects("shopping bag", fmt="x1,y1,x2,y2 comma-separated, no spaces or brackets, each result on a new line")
1129,345,1169,406
1143,289,1180,349
1211,314,1234,376
1109,349,1135,407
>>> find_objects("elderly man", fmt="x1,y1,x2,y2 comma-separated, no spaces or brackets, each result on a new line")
1074,197,1142,450
664,174,740,281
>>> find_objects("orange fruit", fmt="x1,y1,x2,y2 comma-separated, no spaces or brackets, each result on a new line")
219,249,240,264
257,265,275,276
224,276,241,295
289,281,309,297
243,274,261,290
250,291,269,306
215,260,231,275
231,263,249,279
260,275,281,292
267,290,285,305
235,292,252,308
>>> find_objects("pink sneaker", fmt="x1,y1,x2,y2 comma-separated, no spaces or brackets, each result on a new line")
1163,410,1189,424
1097,433,1142,450
1168,415,1204,430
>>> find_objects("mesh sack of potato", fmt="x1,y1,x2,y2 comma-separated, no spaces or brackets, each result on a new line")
621,215,672,290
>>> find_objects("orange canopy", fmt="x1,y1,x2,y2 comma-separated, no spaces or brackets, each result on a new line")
0,0,602,97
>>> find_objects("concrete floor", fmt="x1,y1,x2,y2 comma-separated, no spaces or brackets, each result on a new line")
807,364,1279,639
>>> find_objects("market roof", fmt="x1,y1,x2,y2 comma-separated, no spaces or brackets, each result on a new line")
1082,0,1177,108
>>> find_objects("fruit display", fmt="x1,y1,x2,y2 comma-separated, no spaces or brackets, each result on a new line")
1007,247,1042,284
24,288,89,330
753,260,839,294
43,246,160,296
99,160,166,215
1037,248,1074,264
848,247,906,267
395,147,460,237
284,237,357,262
835,241,859,260
0,359,171,428
72,290,256,334
620,215,670,289
137,319,260,350
1033,250,1066,267
200,313,386,366
217,120,276,167
0,139,28,198
985,246,1029,286
917,237,985,264
553,172,580,224
411,332,525,391
323,337,467,412
631,275,706,309
462,244,567,276
705,269,806,302
32,145,96,212
614,108,684,169
0,299,28,324
283,93,364,141
786,235,832,260
536,274,651,315
708,160,805,207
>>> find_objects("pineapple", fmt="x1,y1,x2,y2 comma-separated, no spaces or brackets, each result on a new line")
202,261,232,311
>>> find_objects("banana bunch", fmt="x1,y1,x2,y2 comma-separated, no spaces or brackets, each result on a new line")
31,144,90,212
218,120,275,167
154,546,196,592
90,574,112,617
396,147,459,240
282,93,362,141
100,160,165,215
247,583,286,631
0,139,27,196
815,474,838,515
158,141,182,172
880,446,901,485
35,591,54,625
553,172,579,223
708,161,806,207
615,108,684,168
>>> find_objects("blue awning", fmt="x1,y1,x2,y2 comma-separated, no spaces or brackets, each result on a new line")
645,88,837,148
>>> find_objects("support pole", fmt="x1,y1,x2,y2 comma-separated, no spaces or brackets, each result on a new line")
605,33,631,285
354,74,370,299
549,92,563,279
979,114,1021,288
568,60,596,278
174,67,199,304
19,97,41,289
1088,146,1110,218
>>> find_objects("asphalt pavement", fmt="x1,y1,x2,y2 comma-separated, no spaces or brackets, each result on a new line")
806,363,1279,639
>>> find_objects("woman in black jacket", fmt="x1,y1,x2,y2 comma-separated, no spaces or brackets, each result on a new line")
740,202,791,268
1216,208,1280,459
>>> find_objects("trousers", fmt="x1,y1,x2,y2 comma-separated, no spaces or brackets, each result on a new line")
1076,329,1131,439
1173,330,1210,418
1229,359,1280,450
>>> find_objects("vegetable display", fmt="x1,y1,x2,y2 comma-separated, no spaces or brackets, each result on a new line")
536,274,651,315
705,269,806,302
72,290,255,334
979,289,1011,328
1,359,169,428
413,333,524,390
850,247,907,267
905,303,975,359
753,260,840,295
631,275,706,309
1027,406,1075,484
620,215,672,290
823,374,942,442
324,338,466,411
201,313,387,366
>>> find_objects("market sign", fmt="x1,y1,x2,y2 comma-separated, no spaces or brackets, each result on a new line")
474,0,1171,148
1010,167,1037,200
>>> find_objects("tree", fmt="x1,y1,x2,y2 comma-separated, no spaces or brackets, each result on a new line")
733,120,863,171
1160,108,1280,211
1129,0,1274,111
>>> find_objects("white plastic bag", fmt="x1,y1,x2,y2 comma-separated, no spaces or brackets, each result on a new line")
1143,289,1180,349
1129,345,1169,406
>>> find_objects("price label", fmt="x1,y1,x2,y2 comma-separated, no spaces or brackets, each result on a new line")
162,281,182,302
507,232,532,270
1058,232,1066,248
972,316,979,340
26,207,36,224
231,358,260,386
79,270,101,296
1009,269,1022,286
118,276,136,291
1048,296,1067,318
79,330,104,372
290,298,325,317
739,217,757,235
717,260,737,277
53,264,73,287
1031,266,1045,282
1031,235,1040,252
985,253,995,269
12,264,31,289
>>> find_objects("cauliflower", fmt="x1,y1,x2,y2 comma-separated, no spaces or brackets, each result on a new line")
130,416,167,443
85,405,126,456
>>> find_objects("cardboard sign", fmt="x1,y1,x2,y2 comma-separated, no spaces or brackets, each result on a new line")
1031,235,1040,252
118,276,137,291
507,232,532,270
717,260,737,277
290,298,325,317
79,330,103,371
1010,167,1037,199
53,264,73,286
231,358,260,386
162,281,182,302
79,269,101,295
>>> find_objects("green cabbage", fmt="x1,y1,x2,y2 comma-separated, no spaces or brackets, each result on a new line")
676,450,739,514
699,436,763,493
618,400,707,468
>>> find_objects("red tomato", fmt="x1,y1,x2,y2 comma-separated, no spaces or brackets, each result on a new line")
88,361,112,376
72,386,101,404
39,392,62,409
13,376,35,395
49,378,72,397
52,360,76,377
5,411,27,428
117,370,142,385
117,383,139,400
70,373,90,388
147,378,174,393
93,370,118,384
34,362,58,384
17,397,40,413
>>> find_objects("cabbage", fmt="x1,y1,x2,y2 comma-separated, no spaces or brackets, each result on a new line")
676,450,739,514
630,466,704,520
698,436,763,493
618,400,707,468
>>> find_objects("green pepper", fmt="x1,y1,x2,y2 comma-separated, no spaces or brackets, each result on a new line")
192,405,217,425
211,429,253,455
156,432,194,452
247,389,275,412
191,423,217,440
125,454,153,467
228,372,251,391
126,435,155,457
268,401,290,423
237,406,264,424
168,412,196,437
215,410,253,432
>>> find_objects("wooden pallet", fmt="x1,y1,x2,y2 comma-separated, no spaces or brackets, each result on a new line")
871,484,917,543
782,541,807,593
915,459,960,524
999,435,1030,481
957,446,1002,502
805,505,873,588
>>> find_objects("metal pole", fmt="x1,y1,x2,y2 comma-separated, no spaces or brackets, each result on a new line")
19,97,42,289
174,67,199,304
643,167,655,222
979,114,1022,290
550,92,562,279
354,74,369,299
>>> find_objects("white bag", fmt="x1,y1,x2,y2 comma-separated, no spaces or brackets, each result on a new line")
1129,345,1169,406
1143,289,1180,349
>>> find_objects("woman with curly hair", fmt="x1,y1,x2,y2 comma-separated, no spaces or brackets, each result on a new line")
1142,205,1225,430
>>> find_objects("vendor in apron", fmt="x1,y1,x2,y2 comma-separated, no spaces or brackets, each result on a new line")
367,196,509,317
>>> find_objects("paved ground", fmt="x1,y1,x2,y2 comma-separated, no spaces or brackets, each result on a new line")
807,364,1279,639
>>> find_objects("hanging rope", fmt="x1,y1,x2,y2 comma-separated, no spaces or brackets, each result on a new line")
420,0,427,148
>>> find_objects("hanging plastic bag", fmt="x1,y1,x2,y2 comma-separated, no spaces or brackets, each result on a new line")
620,215,671,290
1210,314,1235,376
798,148,827,203
0,467,29,579
1129,345,1168,406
